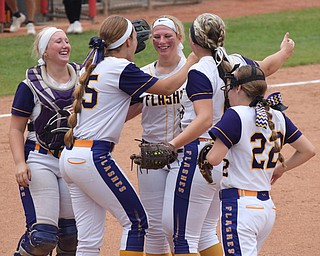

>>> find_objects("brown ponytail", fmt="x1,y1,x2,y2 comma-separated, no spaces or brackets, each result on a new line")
64,59,97,147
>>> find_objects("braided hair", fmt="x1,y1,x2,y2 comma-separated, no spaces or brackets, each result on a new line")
190,13,232,79
237,65,286,167
64,15,134,147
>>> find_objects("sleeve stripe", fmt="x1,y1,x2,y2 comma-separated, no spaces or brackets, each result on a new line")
287,129,299,141
189,92,212,100
11,107,32,115
213,126,233,146
130,76,155,97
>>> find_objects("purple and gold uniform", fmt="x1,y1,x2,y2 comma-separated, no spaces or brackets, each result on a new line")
59,56,159,254
210,106,302,255
162,54,260,254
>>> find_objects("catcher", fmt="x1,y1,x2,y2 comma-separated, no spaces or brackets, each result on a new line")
130,141,178,170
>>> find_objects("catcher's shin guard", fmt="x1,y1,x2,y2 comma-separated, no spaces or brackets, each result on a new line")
16,224,59,256
56,218,78,255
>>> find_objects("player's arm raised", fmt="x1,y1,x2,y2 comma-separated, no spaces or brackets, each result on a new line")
257,32,295,77
146,52,198,96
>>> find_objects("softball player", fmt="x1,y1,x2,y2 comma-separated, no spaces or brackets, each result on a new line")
9,27,80,255
165,13,296,256
59,15,197,256
134,15,187,256
206,65,315,256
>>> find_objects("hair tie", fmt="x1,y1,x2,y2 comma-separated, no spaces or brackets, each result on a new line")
83,37,105,66
266,92,288,111
252,92,288,129
249,96,268,129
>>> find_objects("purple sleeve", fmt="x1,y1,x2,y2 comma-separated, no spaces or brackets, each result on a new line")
119,63,159,98
186,69,213,101
283,113,302,144
208,108,241,149
11,82,35,117
241,56,259,67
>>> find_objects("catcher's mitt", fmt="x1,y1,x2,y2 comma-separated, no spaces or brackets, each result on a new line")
130,141,178,169
198,143,214,184
132,19,150,54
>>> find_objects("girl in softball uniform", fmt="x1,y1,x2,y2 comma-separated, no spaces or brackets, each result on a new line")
165,13,295,256
127,15,187,256
10,27,80,256
206,65,315,256
60,15,197,256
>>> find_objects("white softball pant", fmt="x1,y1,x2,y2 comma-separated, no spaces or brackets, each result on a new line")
22,141,74,228
220,188,276,256
59,140,148,256
162,139,223,254
137,151,183,254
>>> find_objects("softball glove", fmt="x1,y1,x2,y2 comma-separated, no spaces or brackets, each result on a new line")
130,141,178,169
198,143,214,183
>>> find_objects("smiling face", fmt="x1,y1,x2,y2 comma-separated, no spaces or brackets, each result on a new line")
45,31,71,65
152,25,181,58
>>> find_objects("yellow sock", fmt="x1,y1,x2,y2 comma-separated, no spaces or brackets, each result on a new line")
120,250,144,256
174,254,198,256
199,243,223,256
146,254,170,256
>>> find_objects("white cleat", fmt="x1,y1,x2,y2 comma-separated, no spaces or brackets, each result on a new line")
9,13,26,32
26,23,36,35
73,21,83,34
66,22,74,34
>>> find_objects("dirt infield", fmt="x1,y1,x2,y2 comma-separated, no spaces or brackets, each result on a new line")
1,0,320,255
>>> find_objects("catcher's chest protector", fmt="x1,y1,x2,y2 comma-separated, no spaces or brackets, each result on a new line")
26,63,80,151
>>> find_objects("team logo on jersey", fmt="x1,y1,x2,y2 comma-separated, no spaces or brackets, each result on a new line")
144,89,183,106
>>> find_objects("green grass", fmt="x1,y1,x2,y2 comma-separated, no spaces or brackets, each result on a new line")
1,7,319,97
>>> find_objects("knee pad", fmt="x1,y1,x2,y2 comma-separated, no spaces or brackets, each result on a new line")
19,224,59,256
56,218,78,255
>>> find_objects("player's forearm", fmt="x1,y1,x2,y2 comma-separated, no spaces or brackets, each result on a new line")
283,149,316,173
170,116,212,149
9,129,26,166
147,53,198,96
257,50,290,77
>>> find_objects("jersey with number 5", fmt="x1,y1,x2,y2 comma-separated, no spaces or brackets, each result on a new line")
74,57,158,144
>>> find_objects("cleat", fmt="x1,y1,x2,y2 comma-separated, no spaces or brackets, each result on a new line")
26,23,36,35
66,23,74,34
10,13,26,32
73,21,83,34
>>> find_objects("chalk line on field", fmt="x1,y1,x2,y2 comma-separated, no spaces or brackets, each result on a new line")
0,79,319,119
269,79,320,88
0,113,11,118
